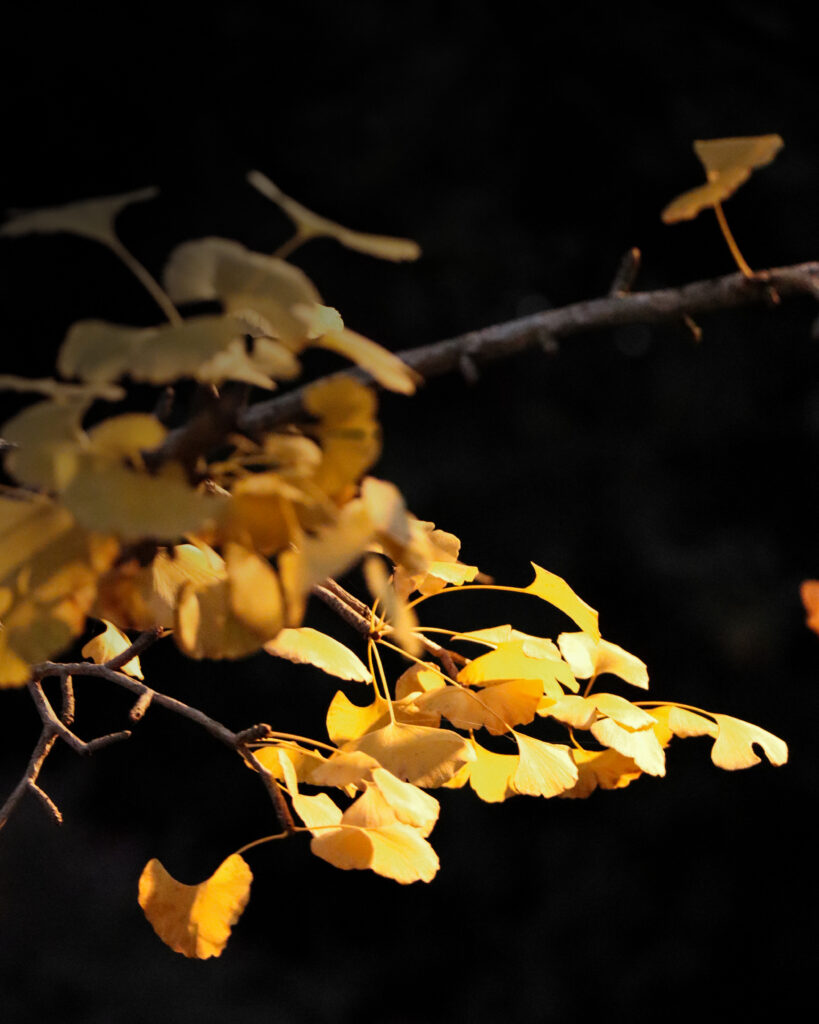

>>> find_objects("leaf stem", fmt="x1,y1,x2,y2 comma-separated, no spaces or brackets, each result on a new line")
713,202,754,278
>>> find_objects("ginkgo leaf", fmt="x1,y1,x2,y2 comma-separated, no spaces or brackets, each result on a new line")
709,714,788,770
164,237,324,346
326,689,393,746
590,718,666,777
264,627,372,681
304,377,381,501
466,738,518,803
307,749,383,788
247,170,421,261
419,677,542,735
137,854,252,959
368,767,440,837
538,694,598,729
560,748,643,799
556,631,648,689
588,693,656,730
661,135,783,223
648,704,718,747
224,543,284,641
522,564,600,642
0,187,159,247
392,521,478,598
512,732,579,798
82,619,143,678
85,413,167,459
394,663,448,700
0,375,124,402
317,328,420,395
2,396,89,491
345,721,475,788
800,580,819,635
457,640,571,699
364,555,421,655
62,459,228,542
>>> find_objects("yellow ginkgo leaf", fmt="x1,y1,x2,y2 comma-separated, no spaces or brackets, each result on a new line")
2,396,89,491
556,631,648,689
247,170,422,262
709,714,788,770
304,377,381,501
364,555,421,655
466,737,518,803
661,135,783,223
163,237,324,347
344,720,475,788
225,542,284,642
317,328,419,395
457,640,571,699
1,187,159,247
648,704,718,747
82,619,143,678
538,693,598,729
522,564,600,642
137,854,252,959
560,748,643,799
306,749,382,788
394,663,448,700
62,460,228,542
590,718,666,777
311,817,439,885
588,693,656,730
512,732,579,798
86,414,167,460
419,677,542,736
264,627,372,682
369,767,440,837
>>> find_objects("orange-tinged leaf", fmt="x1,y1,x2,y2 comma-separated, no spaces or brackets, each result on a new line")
800,580,819,635
662,135,783,223
523,564,600,642
137,854,252,959
264,627,372,681
82,619,143,678
709,714,788,770
247,170,422,262
648,704,718,747
557,631,648,689
1,187,159,248
512,732,579,797
345,721,475,788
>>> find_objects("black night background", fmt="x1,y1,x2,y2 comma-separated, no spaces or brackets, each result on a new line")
1,3,816,1020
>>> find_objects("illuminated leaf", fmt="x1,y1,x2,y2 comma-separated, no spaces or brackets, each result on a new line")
467,738,518,803
588,693,656,730
164,237,324,346
307,749,382,788
364,555,420,655
86,414,167,459
538,694,598,729
304,378,381,500
247,170,421,261
62,460,227,542
264,627,371,681
0,187,158,247
393,522,478,598
419,677,542,735
326,690,392,746
137,854,252,959
0,375,123,402
512,732,578,797
560,748,643,799
557,631,648,689
457,640,571,699
648,704,717,747
394,663,447,700
590,718,666,777
709,714,788,770
522,563,600,642
661,135,783,223
345,721,475,788
317,328,419,395
800,580,819,635
369,768,440,837
82,619,143,678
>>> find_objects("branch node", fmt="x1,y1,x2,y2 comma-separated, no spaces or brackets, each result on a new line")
236,723,274,744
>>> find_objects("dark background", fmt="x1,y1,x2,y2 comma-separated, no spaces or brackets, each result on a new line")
1,2,817,1020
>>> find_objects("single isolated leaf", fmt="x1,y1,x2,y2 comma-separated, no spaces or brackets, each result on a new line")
1,187,159,248
661,135,783,223
247,170,421,261
82,619,143,678
522,564,600,642
264,627,372,682
137,854,252,959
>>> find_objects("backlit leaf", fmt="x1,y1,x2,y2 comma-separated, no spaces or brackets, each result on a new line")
247,170,421,261
137,854,252,959
512,732,579,797
709,714,788,770
82,619,143,678
523,563,600,642
345,720,475,788
264,627,372,681
557,631,648,689
560,748,643,799
317,328,420,395
467,738,518,803
1,187,158,248
590,718,666,776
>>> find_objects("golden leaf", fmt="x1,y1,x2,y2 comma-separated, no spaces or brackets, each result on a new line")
326,690,393,746
344,720,475,788
85,414,167,460
590,718,666,777
661,135,783,223
648,704,717,747
394,663,448,700
466,737,518,803
247,170,421,261
522,563,600,642
560,748,643,799
304,378,381,500
82,619,143,679
800,580,819,635
225,543,284,641
538,693,598,729
556,631,648,689
264,627,371,682
457,640,572,699
419,677,542,735
512,732,579,797
137,854,252,959
368,767,440,837
709,714,788,770
1,187,159,247
307,749,382,788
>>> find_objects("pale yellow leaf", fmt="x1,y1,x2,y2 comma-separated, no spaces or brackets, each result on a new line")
512,732,579,797
264,627,371,681
247,170,421,261
557,631,648,689
709,714,788,770
2,396,89,491
345,720,475,788
82,619,143,678
1,187,158,247
318,329,419,395
590,718,666,777
560,748,643,799
137,854,252,959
